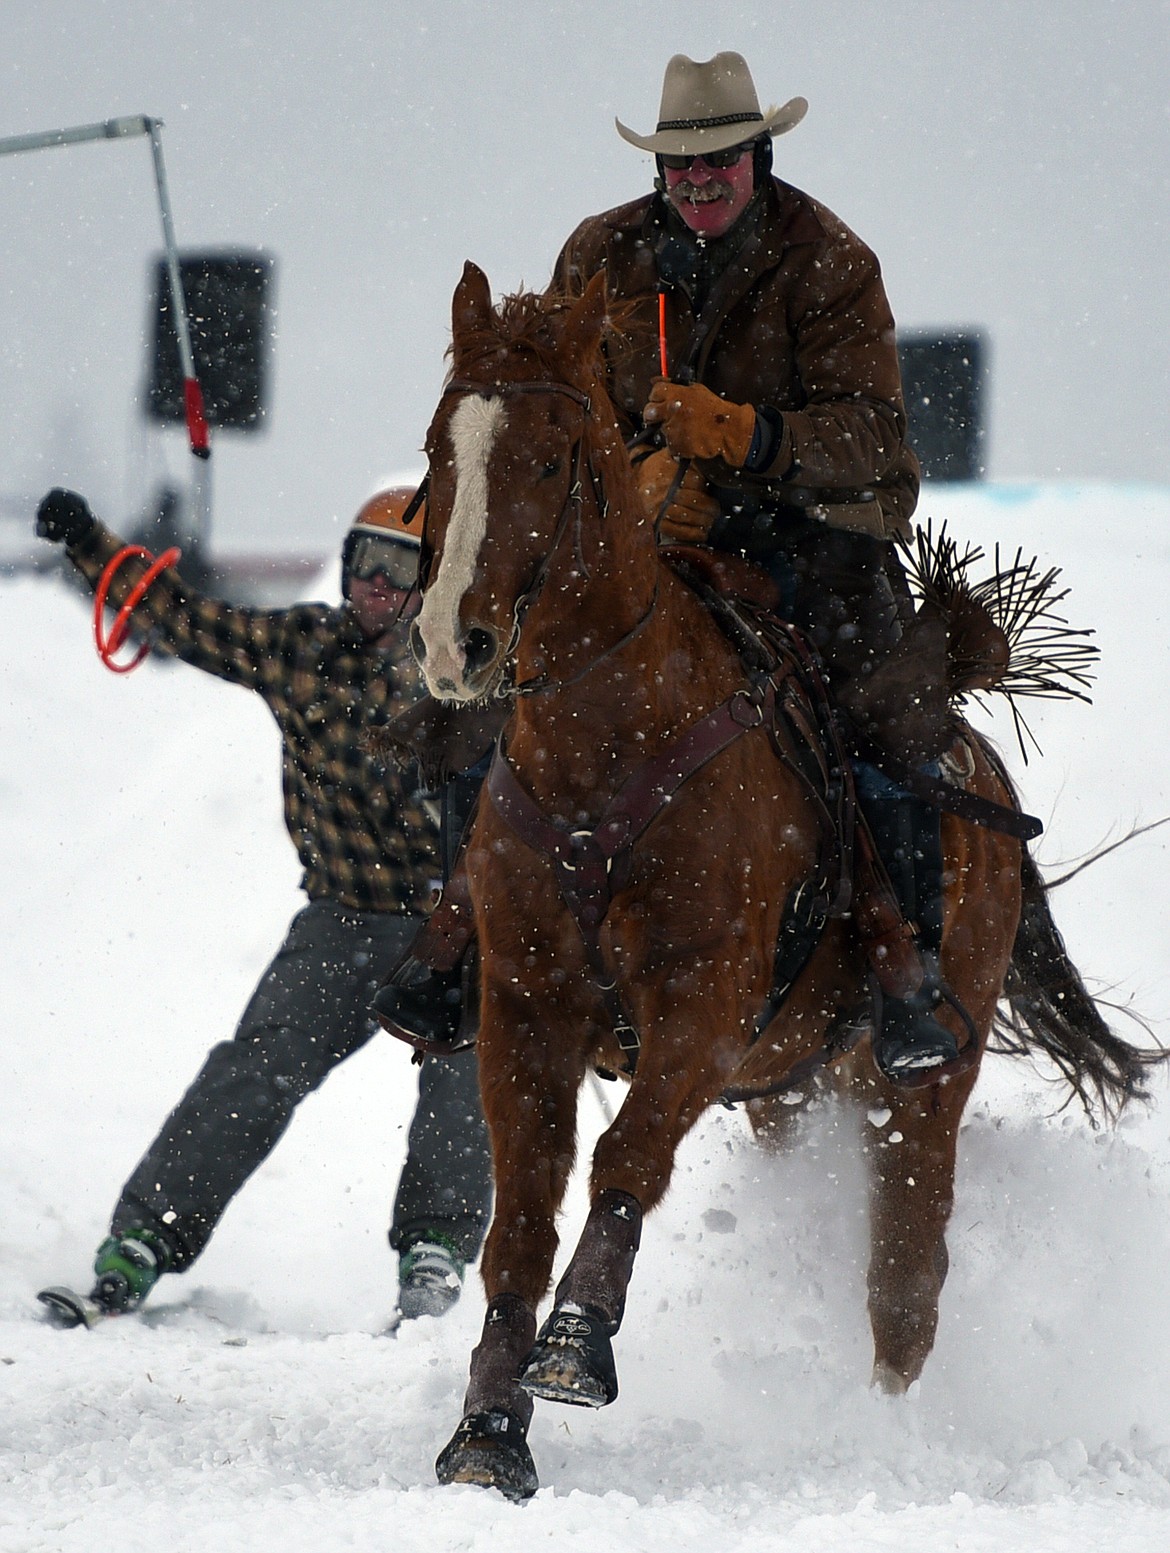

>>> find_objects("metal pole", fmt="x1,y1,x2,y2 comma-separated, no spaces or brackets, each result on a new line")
0,115,151,158
145,118,209,459
0,111,210,460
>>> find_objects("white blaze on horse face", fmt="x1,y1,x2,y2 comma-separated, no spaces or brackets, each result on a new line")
417,394,506,697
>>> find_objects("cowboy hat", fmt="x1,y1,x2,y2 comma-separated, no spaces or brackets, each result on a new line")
615,52,807,158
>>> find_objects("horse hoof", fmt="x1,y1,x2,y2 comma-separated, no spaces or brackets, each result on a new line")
435,1410,538,1502
871,1360,911,1396
519,1305,618,1408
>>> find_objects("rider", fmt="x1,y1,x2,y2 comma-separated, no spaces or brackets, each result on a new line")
550,51,957,1082
378,52,960,1084
34,485,492,1324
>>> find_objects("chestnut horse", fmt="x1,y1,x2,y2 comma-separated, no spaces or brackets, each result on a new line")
411,262,1150,1500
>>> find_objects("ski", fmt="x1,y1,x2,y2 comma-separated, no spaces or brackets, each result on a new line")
37,1285,109,1329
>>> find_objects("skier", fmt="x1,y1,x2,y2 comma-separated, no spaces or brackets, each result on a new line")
33,484,492,1326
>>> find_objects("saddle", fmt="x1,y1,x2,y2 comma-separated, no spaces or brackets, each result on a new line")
659,544,926,1016
660,543,1041,842
659,544,1040,1093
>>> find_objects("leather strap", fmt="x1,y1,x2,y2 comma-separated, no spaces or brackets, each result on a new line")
485,680,779,1061
876,755,1043,841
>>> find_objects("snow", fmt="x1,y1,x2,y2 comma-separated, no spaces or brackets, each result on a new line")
2,483,1169,1549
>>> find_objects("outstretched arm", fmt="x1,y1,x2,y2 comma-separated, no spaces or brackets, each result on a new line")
35,488,291,689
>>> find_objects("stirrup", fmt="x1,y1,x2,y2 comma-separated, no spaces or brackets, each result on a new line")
372,944,479,1057
869,970,978,1088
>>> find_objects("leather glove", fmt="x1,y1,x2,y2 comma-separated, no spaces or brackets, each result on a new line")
642,379,757,466
635,447,722,543
36,488,95,546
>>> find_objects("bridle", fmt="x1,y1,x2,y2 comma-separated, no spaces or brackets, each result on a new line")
426,375,660,698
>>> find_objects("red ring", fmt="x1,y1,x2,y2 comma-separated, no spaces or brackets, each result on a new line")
93,545,182,673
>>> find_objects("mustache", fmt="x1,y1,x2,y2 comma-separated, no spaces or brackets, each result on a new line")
671,178,736,202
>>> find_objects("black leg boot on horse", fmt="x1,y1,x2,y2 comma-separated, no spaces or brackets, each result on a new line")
519,1188,643,1408
433,1163,643,1501
435,1293,539,1501
435,1194,641,1501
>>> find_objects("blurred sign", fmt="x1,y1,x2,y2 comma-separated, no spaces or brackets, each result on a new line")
899,331,986,482
146,251,274,431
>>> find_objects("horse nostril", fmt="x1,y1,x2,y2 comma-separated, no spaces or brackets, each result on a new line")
409,618,426,665
463,626,498,677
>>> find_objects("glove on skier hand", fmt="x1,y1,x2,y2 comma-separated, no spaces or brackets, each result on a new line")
635,448,721,543
36,488,95,546
642,379,757,467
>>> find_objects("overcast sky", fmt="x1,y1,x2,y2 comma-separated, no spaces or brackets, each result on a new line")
3,1,1168,553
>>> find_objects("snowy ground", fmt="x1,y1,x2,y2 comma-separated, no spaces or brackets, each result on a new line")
2,484,1169,1551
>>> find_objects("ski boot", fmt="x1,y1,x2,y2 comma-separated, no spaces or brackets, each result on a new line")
397,1235,465,1321
39,1229,172,1328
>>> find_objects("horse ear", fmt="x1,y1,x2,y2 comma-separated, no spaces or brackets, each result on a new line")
452,261,493,346
561,269,608,378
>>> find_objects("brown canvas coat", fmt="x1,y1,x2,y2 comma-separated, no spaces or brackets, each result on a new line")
551,177,920,538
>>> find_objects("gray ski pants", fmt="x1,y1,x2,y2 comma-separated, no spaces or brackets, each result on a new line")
111,898,492,1271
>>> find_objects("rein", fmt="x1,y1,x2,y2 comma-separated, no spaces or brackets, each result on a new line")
514,572,660,698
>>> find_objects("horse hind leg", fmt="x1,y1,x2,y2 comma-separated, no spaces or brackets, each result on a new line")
519,1188,642,1408
744,1078,828,1154
863,810,1016,1392
862,1077,971,1394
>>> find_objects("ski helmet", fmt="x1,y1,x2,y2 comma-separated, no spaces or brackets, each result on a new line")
342,486,424,597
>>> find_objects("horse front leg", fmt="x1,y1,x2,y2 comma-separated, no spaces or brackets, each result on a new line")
520,977,738,1412
517,1186,643,1408
436,976,587,1501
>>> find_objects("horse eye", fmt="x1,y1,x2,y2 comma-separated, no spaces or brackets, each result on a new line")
539,458,561,480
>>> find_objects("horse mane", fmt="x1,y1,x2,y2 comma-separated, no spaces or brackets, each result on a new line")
451,285,639,390
449,283,640,502
450,287,578,383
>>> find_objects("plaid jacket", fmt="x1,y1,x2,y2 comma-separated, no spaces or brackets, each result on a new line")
69,522,440,913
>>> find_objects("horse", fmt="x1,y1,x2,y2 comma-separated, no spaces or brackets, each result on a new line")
407,260,1155,1501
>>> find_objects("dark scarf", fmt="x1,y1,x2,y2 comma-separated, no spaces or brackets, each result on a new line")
652,182,768,315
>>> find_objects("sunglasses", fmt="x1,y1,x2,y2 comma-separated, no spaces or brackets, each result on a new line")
345,533,419,591
659,143,752,172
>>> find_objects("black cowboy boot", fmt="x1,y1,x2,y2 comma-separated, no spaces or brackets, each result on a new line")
372,939,477,1053
373,769,482,1054
857,780,959,1083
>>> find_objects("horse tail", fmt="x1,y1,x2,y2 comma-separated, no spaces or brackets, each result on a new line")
994,842,1164,1122
901,524,1164,1118
960,730,1163,1121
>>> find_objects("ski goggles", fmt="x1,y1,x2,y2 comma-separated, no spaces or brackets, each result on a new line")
344,532,419,591
659,143,754,172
